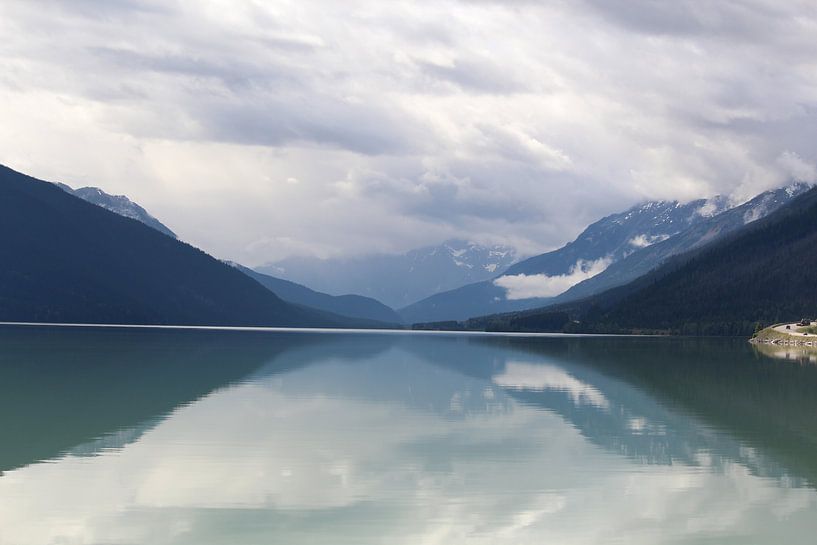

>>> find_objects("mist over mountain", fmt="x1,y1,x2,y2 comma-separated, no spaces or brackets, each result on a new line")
400,195,733,324
551,182,811,305
587,184,817,335
55,183,177,238
258,239,517,309
470,183,817,336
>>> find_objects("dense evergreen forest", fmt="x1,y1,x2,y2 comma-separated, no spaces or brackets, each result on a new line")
460,186,817,337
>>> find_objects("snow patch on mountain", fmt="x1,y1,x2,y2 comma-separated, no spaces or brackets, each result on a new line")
438,240,516,271
742,182,811,224
55,183,177,238
494,257,611,300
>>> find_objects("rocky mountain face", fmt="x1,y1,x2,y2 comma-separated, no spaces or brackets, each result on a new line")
258,239,517,309
552,182,811,305
55,183,177,238
503,197,730,278
497,183,817,336
400,185,807,324
400,196,730,323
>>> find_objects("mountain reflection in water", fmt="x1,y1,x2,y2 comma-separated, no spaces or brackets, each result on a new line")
1,326,816,544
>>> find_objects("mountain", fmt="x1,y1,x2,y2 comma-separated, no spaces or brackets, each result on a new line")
578,184,817,335
228,263,402,325
0,164,375,328
399,196,732,324
53,177,399,325
550,182,811,305
258,239,517,308
469,184,817,336
55,183,177,238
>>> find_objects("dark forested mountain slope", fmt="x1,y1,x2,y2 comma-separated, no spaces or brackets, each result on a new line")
470,185,817,336
0,164,362,327
229,263,402,324
403,183,806,325
586,185,817,335
553,183,809,305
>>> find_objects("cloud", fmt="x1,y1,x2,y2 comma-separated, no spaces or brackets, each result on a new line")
2,0,817,263
578,0,791,39
494,257,612,299
629,233,670,248
416,57,527,94
777,150,817,183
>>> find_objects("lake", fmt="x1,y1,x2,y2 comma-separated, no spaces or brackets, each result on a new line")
2,325,817,544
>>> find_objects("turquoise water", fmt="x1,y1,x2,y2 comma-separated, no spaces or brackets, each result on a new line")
2,326,817,544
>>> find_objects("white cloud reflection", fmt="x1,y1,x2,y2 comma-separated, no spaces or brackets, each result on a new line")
492,360,610,409
1,361,817,545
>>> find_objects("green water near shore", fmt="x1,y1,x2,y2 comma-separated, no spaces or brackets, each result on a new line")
2,326,817,544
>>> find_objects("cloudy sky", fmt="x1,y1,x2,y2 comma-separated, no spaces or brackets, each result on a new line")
2,0,817,265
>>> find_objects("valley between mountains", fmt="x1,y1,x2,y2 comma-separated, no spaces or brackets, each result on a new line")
2,162,813,336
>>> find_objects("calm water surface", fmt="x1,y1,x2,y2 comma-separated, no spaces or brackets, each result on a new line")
2,326,817,544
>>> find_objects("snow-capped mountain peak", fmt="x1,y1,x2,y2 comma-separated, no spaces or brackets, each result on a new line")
259,239,518,308
429,239,517,273
55,183,177,238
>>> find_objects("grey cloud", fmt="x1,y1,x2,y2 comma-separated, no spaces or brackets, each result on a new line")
1,10,424,155
727,108,817,162
195,95,424,155
87,46,304,92
2,0,817,263
41,0,169,19
579,0,799,39
418,58,527,94
336,158,625,235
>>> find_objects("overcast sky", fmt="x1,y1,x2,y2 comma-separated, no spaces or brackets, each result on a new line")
2,0,817,265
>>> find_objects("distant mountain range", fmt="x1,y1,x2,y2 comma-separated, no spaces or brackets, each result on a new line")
460,183,817,336
400,196,730,323
0,164,381,328
53,172,401,325
227,263,402,325
258,239,517,309
6,159,814,336
55,182,177,238
401,184,807,324
549,183,810,305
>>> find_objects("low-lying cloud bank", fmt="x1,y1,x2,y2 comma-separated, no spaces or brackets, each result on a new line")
494,257,612,300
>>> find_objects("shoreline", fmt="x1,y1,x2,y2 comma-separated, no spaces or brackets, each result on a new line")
751,337,817,347
0,321,651,339
750,322,817,346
